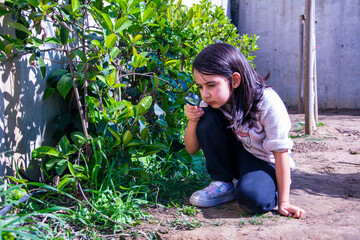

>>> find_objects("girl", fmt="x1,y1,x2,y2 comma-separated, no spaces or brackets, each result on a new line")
184,43,305,218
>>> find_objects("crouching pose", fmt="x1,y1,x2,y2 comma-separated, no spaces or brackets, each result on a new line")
184,43,305,218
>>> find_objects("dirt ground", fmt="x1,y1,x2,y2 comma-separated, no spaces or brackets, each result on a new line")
137,110,360,240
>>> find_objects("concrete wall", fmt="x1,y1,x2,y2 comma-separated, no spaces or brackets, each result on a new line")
0,14,65,182
236,0,360,109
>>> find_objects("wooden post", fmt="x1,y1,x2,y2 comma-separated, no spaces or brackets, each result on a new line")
313,52,318,123
304,0,316,135
298,15,305,114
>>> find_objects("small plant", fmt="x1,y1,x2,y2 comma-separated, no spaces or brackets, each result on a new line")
211,219,226,226
177,205,200,216
290,134,310,139
238,217,246,227
249,215,264,225
316,122,325,127
167,217,203,230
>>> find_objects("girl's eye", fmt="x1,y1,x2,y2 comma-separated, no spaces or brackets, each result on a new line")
208,84,215,87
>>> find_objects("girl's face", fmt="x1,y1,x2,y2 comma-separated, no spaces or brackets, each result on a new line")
193,69,232,109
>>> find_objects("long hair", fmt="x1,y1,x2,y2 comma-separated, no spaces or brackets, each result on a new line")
192,43,269,128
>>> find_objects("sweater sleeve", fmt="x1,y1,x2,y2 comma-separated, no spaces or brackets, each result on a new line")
260,89,293,152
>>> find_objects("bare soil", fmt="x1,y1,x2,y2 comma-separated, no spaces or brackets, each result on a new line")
138,110,360,240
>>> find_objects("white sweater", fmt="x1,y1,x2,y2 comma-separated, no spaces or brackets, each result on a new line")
200,88,295,169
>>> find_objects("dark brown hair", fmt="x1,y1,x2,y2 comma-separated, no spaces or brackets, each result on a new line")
193,42,269,128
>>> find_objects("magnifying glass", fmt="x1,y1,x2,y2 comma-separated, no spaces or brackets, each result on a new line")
185,93,200,106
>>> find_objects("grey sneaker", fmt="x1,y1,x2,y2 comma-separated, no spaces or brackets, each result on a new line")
189,181,235,207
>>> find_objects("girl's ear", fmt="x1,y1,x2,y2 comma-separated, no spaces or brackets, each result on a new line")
231,72,241,89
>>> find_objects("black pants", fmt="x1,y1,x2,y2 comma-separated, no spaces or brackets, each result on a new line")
196,107,278,213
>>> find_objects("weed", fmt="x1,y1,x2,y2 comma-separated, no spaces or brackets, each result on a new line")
206,219,226,226
294,122,306,127
249,215,264,225
317,122,325,127
168,218,203,230
177,205,201,216
238,217,246,227
290,134,310,139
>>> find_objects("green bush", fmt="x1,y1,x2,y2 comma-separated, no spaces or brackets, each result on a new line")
1,0,259,236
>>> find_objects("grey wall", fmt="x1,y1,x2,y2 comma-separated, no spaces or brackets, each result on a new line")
236,0,360,109
0,14,65,182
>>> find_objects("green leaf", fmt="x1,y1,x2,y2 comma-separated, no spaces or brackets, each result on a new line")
140,127,149,139
159,44,169,56
102,13,114,31
165,59,179,67
73,49,86,62
45,158,59,170
107,101,126,114
38,57,46,79
115,17,129,32
123,130,133,145
8,22,31,35
32,146,62,159
70,131,86,147
57,177,74,189
147,59,157,72
60,26,70,45
108,128,121,142
4,43,14,55
139,96,152,111
113,83,126,88
55,159,68,175
137,96,152,116
96,75,106,84
115,20,132,33
28,0,40,8
57,73,73,99
29,53,36,65
59,135,71,154
132,35,142,44
68,161,76,177
0,9,11,18
71,0,80,12
91,39,101,47
105,34,118,49
109,47,120,59
142,7,155,22
45,37,61,45
43,87,55,100
106,69,116,86
32,37,43,47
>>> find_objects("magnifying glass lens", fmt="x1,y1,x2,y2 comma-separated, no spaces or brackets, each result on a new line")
185,93,200,106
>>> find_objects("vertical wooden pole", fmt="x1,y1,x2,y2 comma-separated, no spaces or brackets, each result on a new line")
312,18,318,123
298,15,305,114
313,53,318,122
304,0,316,135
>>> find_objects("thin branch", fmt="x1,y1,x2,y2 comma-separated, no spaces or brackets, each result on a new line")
65,44,89,139
82,5,89,128
42,57,76,64
121,72,170,84
70,45,92,53
40,48,66,52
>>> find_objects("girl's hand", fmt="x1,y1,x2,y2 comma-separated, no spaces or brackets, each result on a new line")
185,104,204,123
278,202,305,219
